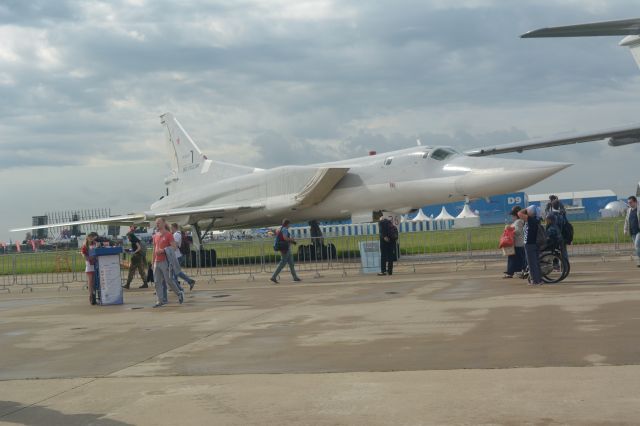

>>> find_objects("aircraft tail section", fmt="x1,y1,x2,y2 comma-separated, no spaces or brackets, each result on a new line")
160,113,258,193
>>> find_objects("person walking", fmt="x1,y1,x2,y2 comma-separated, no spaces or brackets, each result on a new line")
624,195,640,267
270,219,301,284
518,206,543,286
378,215,398,276
80,232,99,305
170,223,196,290
504,206,527,278
152,218,184,307
123,227,148,289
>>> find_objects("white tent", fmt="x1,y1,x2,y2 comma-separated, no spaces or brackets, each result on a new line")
411,208,430,221
456,204,479,218
434,206,455,220
600,200,627,218
455,204,481,228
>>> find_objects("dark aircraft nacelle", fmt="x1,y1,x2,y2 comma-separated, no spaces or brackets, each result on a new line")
607,136,640,147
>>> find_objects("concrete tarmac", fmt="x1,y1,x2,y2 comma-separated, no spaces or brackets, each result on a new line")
1,257,639,425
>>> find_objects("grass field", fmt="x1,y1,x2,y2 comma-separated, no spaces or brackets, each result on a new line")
0,219,628,276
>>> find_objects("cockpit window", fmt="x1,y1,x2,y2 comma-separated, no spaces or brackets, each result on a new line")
384,157,393,166
430,148,457,161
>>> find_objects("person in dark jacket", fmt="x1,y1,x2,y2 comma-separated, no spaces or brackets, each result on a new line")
124,228,148,289
545,214,563,249
378,216,397,276
624,195,640,267
518,206,543,285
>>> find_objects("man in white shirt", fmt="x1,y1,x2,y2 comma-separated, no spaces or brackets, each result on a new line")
171,223,196,290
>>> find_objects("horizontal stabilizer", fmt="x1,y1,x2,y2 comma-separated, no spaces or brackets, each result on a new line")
10,214,146,233
521,18,640,38
465,123,640,157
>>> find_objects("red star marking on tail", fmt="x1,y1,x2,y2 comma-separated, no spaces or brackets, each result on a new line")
176,137,180,145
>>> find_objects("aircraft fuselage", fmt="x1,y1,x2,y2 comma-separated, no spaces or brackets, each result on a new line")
149,145,570,229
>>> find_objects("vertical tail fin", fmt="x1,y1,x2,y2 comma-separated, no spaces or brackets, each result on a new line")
160,113,207,182
159,113,259,194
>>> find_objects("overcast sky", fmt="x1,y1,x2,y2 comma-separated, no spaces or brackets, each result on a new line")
1,0,639,242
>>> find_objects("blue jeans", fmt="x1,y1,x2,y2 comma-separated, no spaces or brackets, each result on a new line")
633,234,640,262
524,244,542,284
272,251,299,280
154,261,182,304
177,270,194,284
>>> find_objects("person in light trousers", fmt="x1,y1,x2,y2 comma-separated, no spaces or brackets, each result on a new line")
152,218,184,307
270,219,301,284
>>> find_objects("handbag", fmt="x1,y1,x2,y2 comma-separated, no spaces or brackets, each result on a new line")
499,227,515,248
147,264,154,283
502,246,516,256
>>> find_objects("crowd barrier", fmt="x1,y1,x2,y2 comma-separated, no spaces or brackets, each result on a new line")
0,221,635,291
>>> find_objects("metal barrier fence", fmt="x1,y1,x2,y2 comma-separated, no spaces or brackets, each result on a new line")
0,221,635,290
0,249,80,292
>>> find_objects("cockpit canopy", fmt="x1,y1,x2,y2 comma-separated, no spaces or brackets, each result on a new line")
429,147,459,161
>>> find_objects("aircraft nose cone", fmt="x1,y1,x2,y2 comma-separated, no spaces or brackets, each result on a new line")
455,160,572,198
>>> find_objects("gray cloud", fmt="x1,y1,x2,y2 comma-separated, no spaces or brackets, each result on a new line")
1,0,640,241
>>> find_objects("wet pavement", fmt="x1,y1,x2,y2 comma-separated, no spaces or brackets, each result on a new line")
1,257,639,425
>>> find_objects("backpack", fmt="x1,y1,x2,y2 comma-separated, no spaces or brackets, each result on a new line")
179,231,190,255
389,223,399,241
561,219,574,245
273,228,289,252
535,220,547,249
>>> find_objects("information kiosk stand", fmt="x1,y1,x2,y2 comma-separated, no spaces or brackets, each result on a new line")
90,246,124,305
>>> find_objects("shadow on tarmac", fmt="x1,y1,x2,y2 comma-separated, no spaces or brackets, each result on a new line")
0,400,133,426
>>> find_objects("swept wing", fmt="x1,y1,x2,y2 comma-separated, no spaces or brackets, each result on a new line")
521,18,640,38
464,123,640,157
10,213,146,233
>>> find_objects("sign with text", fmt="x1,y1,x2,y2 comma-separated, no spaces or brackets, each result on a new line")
359,241,380,274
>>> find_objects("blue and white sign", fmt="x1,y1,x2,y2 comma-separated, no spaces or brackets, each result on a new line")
359,241,380,274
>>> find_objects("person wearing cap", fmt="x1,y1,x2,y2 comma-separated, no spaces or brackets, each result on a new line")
518,206,543,285
504,205,527,278
124,226,148,289
270,219,301,284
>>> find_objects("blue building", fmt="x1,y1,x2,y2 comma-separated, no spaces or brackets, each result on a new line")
527,190,617,221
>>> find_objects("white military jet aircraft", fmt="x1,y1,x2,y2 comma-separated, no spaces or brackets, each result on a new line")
11,112,640,245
